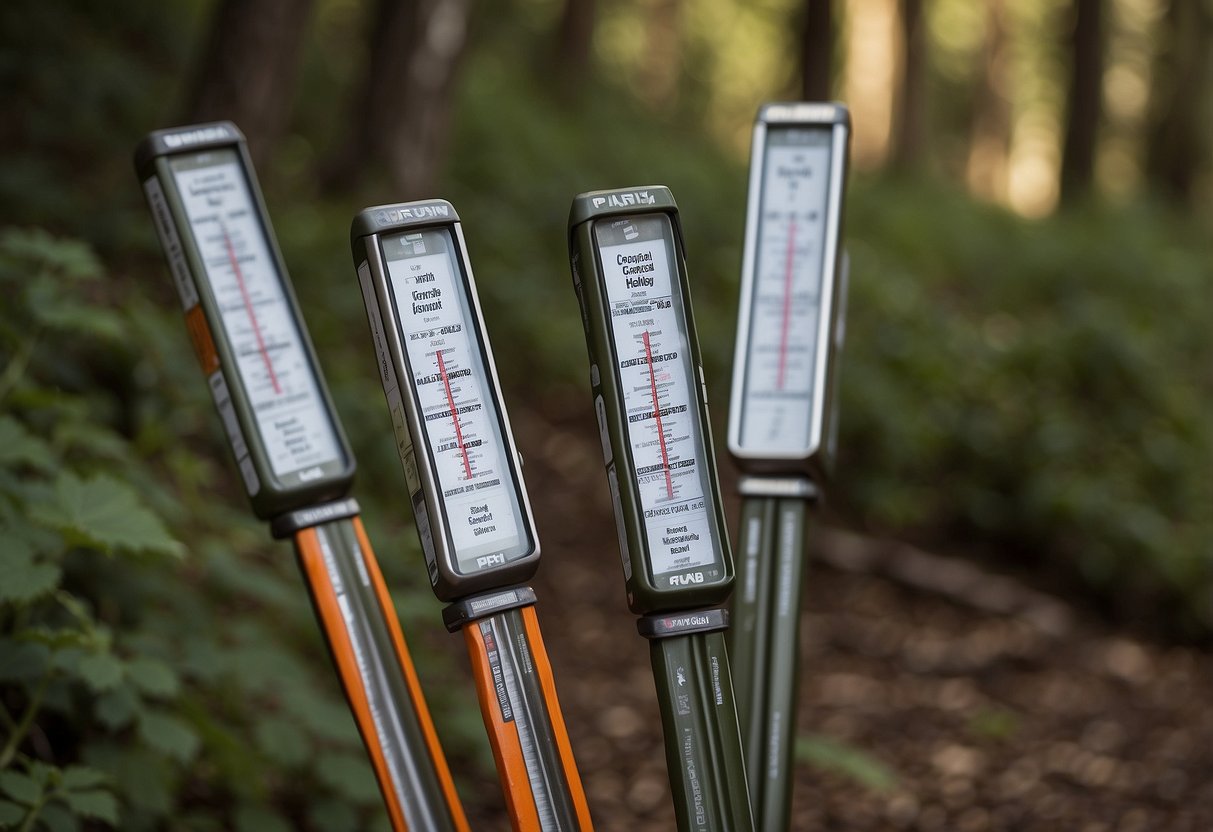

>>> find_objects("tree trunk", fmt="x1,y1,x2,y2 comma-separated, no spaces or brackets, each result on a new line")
800,0,833,101
638,0,682,110
965,0,1013,200
1059,0,1104,205
183,0,314,165
325,0,472,199
1144,0,1212,206
550,0,596,89
891,0,926,171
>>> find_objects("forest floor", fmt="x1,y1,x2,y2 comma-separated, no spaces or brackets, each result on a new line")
458,399,1213,831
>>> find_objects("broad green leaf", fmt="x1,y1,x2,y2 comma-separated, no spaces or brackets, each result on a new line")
0,770,41,806
178,637,223,685
52,595,103,635
0,416,54,471
59,766,108,791
81,743,174,815
23,761,51,788
30,630,95,654
0,539,61,604
37,803,80,832
234,804,291,832
62,789,119,825
0,638,50,682
0,495,59,547
51,647,88,673
224,643,307,698
75,652,124,693
32,473,184,559
137,711,199,764
53,423,131,464
282,688,357,744
0,228,100,281
94,687,140,730
795,735,897,793
314,754,380,806
125,658,178,699
253,717,310,768
32,300,125,342
0,800,25,826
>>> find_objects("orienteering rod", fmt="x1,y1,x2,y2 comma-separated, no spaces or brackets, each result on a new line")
350,201,593,831
567,186,755,832
725,101,851,831
135,122,468,832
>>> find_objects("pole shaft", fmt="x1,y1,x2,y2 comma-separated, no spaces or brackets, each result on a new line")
728,495,811,830
758,499,808,831
650,631,755,832
728,496,777,797
294,516,468,832
463,606,593,831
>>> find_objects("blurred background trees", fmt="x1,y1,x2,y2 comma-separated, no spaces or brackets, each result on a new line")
163,0,1213,214
1,0,1211,828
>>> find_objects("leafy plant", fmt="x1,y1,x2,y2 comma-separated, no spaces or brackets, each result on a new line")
0,229,470,830
0,763,118,831
836,182,1213,635
0,229,185,831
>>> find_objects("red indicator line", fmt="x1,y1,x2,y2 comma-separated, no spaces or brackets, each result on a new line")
435,349,474,480
776,219,797,391
221,224,281,395
642,330,674,500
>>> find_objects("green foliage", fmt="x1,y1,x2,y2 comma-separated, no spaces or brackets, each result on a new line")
0,763,118,830
1,4,1211,831
836,181,1213,633
0,228,462,830
32,474,184,560
0,228,181,830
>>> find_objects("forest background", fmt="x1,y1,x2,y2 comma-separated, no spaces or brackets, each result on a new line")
1,0,1210,828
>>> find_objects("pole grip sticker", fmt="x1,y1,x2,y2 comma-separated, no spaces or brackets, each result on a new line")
143,177,199,311
207,370,259,495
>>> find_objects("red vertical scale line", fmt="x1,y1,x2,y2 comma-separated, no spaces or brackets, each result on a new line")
776,218,797,391
221,223,281,394
436,349,474,480
642,330,675,500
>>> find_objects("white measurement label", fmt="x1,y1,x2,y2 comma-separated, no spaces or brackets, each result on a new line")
171,150,341,479
383,229,528,575
596,215,720,580
737,127,833,454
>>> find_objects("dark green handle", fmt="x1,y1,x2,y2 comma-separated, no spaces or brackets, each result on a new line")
650,631,755,831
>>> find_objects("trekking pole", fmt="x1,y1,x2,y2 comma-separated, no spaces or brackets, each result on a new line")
350,203,594,831
567,187,755,832
725,102,851,830
135,122,469,832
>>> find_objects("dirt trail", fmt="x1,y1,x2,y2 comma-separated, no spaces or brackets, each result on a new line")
461,402,1213,830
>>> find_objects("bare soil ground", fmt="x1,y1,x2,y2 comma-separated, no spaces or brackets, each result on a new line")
460,401,1213,830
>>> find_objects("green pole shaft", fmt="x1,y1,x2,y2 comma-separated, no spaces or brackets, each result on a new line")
649,630,755,832
757,499,808,831
728,496,777,796
728,494,810,831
